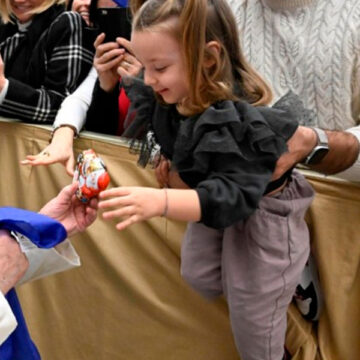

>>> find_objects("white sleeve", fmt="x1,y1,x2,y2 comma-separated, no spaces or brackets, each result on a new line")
0,233,81,344
0,292,17,345
52,67,98,135
14,234,80,285
333,126,360,182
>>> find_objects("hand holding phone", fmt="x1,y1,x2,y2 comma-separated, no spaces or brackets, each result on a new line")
96,7,132,43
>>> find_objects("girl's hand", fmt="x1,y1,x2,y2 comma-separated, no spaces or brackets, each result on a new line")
116,38,143,78
94,33,126,92
21,126,76,176
99,186,166,231
0,55,7,92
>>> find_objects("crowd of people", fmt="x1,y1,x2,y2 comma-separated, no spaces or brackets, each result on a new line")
0,0,359,359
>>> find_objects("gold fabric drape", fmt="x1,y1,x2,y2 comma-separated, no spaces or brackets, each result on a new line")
1,120,359,360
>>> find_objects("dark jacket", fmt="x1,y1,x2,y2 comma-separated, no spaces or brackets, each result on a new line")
0,5,96,123
85,80,120,135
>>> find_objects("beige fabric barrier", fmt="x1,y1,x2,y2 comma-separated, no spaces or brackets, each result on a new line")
1,120,359,360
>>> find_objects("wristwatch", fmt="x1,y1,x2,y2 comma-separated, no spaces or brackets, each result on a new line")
303,127,329,165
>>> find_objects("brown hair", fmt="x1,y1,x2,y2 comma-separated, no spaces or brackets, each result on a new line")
0,0,65,23
132,0,272,116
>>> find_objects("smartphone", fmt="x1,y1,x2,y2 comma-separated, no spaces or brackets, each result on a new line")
95,7,132,43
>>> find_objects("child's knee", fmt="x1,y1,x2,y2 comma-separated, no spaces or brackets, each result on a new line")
180,265,223,299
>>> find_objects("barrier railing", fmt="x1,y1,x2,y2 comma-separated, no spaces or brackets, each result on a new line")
1,119,360,360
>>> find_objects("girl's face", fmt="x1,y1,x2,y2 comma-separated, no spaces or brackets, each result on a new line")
71,0,91,26
131,29,190,105
10,0,44,23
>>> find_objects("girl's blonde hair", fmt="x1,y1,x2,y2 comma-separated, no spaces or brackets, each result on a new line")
0,0,66,23
133,0,272,116
129,0,147,15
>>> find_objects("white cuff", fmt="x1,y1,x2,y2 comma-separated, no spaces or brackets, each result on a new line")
334,128,360,182
14,233,80,285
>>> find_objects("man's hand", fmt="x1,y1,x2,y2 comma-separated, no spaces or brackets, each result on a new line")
273,126,360,180
272,126,317,180
0,230,29,294
39,183,98,237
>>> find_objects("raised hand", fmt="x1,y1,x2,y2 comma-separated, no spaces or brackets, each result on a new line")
94,33,126,92
21,126,76,176
116,38,143,78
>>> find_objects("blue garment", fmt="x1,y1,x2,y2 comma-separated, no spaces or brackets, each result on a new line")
112,0,128,7
0,207,67,360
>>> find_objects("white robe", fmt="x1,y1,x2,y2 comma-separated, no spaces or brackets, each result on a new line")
0,235,79,344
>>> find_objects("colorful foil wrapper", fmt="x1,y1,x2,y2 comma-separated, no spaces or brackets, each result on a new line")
73,149,110,202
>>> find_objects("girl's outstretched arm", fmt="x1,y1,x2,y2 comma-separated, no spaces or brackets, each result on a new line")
98,187,201,231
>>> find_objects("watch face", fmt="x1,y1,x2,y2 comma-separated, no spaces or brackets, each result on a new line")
307,146,329,165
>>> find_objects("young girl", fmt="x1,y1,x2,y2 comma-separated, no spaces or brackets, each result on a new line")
98,1,315,359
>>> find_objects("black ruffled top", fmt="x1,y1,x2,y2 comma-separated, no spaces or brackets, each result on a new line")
123,79,314,229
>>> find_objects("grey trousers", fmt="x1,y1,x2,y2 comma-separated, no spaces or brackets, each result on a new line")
181,171,314,360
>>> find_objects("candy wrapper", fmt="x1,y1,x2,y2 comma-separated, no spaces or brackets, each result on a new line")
73,149,110,202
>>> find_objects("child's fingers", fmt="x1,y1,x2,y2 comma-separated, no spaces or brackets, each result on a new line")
99,187,132,199
101,207,131,219
115,213,143,231
115,218,134,231
98,196,133,210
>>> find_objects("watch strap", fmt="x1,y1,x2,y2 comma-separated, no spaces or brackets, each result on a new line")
303,127,329,165
313,127,328,146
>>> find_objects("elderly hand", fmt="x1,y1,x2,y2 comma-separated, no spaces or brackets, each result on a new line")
21,126,76,177
0,230,29,294
39,182,98,237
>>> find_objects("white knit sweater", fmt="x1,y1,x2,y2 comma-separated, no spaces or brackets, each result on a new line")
227,0,360,181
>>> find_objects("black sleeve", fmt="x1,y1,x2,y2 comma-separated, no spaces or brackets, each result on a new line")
1,12,94,123
195,152,274,229
173,100,296,229
85,80,120,135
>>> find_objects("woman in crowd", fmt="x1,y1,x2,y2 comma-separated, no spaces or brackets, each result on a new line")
22,0,141,175
0,0,96,123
